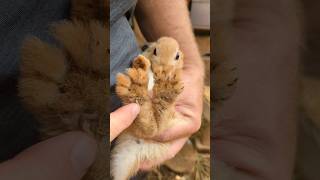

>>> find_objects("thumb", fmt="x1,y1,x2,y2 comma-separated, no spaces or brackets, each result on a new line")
110,103,140,142
0,132,97,180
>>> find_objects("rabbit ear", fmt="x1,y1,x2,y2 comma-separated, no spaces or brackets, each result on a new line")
141,44,150,52
141,40,156,51
141,42,156,58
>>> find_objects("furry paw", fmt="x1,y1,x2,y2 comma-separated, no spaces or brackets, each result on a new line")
19,21,107,138
116,56,150,105
132,55,151,71
152,66,184,104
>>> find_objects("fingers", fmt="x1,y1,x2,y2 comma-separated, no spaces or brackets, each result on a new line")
110,103,140,142
0,132,97,180
154,104,201,142
155,120,200,142
139,137,188,171
152,71,203,142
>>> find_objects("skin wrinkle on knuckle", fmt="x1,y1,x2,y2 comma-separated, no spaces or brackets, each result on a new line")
214,137,273,179
214,110,277,150
213,98,295,178
216,130,271,157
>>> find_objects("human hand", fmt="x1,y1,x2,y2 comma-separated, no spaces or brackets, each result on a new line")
135,0,205,170
0,132,97,180
141,64,204,170
110,103,140,142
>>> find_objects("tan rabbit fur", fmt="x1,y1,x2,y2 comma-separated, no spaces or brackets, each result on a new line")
18,1,108,180
113,37,185,180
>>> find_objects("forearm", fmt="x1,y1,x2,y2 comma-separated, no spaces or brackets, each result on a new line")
135,0,204,74
213,0,301,179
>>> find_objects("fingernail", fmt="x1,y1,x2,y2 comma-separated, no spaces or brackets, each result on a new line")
71,134,97,176
130,103,140,116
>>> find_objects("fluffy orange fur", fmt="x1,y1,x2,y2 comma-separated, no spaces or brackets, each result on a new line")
18,1,108,180
113,37,185,180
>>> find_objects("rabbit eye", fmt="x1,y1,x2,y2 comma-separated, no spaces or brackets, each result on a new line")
153,48,157,56
175,52,180,60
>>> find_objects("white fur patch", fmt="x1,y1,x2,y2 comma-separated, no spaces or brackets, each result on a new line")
147,69,155,91
111,134,169,180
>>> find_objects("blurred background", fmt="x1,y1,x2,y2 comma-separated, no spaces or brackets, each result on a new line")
296,0,320,179
211,0,320,179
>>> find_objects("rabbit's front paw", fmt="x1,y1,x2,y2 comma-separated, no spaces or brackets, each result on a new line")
116,59,150,105
19,21,108,138
154,66,183,99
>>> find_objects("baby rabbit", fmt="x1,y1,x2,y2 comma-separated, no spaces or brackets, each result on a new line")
113,37,185,180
